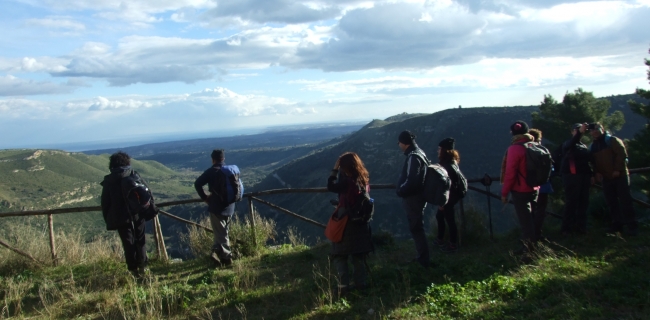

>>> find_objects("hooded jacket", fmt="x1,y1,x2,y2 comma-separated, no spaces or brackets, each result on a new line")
100,166,133,230
397,144,428,198
501,134,540,197
590,133,628,180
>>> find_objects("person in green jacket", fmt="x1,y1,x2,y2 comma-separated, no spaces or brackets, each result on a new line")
587,123,638,235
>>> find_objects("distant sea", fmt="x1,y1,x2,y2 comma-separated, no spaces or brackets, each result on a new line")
13,121,368,152
26,128,264,152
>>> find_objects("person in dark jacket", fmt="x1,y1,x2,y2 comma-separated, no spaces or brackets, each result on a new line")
100,151,148,277
558,123,592,235
500,121,539,254
528,128,553,241
194,149,238,266
396,130,430,267
327,152,373,296
588,123,638,235
433,138,463,253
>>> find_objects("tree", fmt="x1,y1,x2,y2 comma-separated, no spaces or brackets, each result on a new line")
531,88,625,148
627,47,650,198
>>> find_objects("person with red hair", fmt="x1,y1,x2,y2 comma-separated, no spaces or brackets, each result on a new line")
327,152,373,297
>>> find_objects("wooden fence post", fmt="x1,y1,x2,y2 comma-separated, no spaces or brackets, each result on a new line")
153,215,169,262
152,218,162,259
248,197,257,248
47,214,58,266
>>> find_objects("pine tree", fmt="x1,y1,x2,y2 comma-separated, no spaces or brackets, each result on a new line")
627,47,650,198
531,88,625,148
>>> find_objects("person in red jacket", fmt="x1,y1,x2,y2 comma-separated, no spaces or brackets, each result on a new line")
500,120,540,254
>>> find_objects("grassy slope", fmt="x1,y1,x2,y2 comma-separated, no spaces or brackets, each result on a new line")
0,150,195,237
2,217,648,319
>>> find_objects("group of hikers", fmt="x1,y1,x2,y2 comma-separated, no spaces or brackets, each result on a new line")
99,120,639,296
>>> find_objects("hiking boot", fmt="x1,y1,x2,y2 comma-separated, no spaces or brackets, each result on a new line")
441,243,458,254
220,258,233,267
432,238,446,250
210,252,221,265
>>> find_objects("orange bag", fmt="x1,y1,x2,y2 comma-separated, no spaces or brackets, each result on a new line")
324,211,348,243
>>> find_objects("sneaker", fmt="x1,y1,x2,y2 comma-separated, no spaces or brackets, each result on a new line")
433,238,446,250
441,243,458,253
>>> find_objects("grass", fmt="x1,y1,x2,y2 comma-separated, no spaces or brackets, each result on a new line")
1,208,649,319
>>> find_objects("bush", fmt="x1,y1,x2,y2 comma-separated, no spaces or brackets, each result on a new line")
181,210,276,259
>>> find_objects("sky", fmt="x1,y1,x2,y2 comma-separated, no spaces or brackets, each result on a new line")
1,0,649,149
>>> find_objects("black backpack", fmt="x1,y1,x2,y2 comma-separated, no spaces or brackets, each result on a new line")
349,185,374,223
121,170,158,221
450,162,467,199
410,151,451,206
517,141,553,188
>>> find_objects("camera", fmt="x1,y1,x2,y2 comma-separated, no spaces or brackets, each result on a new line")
586,123,598,131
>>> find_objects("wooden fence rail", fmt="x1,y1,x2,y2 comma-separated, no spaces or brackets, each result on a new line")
1,169,649,266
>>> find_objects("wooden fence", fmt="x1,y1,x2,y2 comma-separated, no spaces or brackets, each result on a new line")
1,168,649,266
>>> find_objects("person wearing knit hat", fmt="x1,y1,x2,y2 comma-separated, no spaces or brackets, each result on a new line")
433,137,465,253
510,120,529,135
398,130,416,145
438,138,455,150
501,120,539,255
396,130,431,267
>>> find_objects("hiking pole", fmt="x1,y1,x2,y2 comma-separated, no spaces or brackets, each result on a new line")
481,174,494,240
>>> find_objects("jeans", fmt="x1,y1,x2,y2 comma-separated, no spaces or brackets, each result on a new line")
402,194,429,267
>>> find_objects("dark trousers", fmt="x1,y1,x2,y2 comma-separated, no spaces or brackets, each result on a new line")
511,190,539,244
332,254,368,288
402,195,429,267
117,216,148,271
562,174,591,233
531,193,548,240
436,200,458,244
602,175,638,231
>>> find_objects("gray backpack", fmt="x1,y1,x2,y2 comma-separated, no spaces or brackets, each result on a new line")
410,151,451,206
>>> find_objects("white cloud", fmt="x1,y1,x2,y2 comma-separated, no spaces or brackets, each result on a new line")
0,75,79,96
18,0,216,23
0,98,51,118
291,55,647,95
26,16,86,31
285,1,650,71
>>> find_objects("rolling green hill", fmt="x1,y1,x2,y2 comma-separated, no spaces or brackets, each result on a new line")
0,150,195,237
